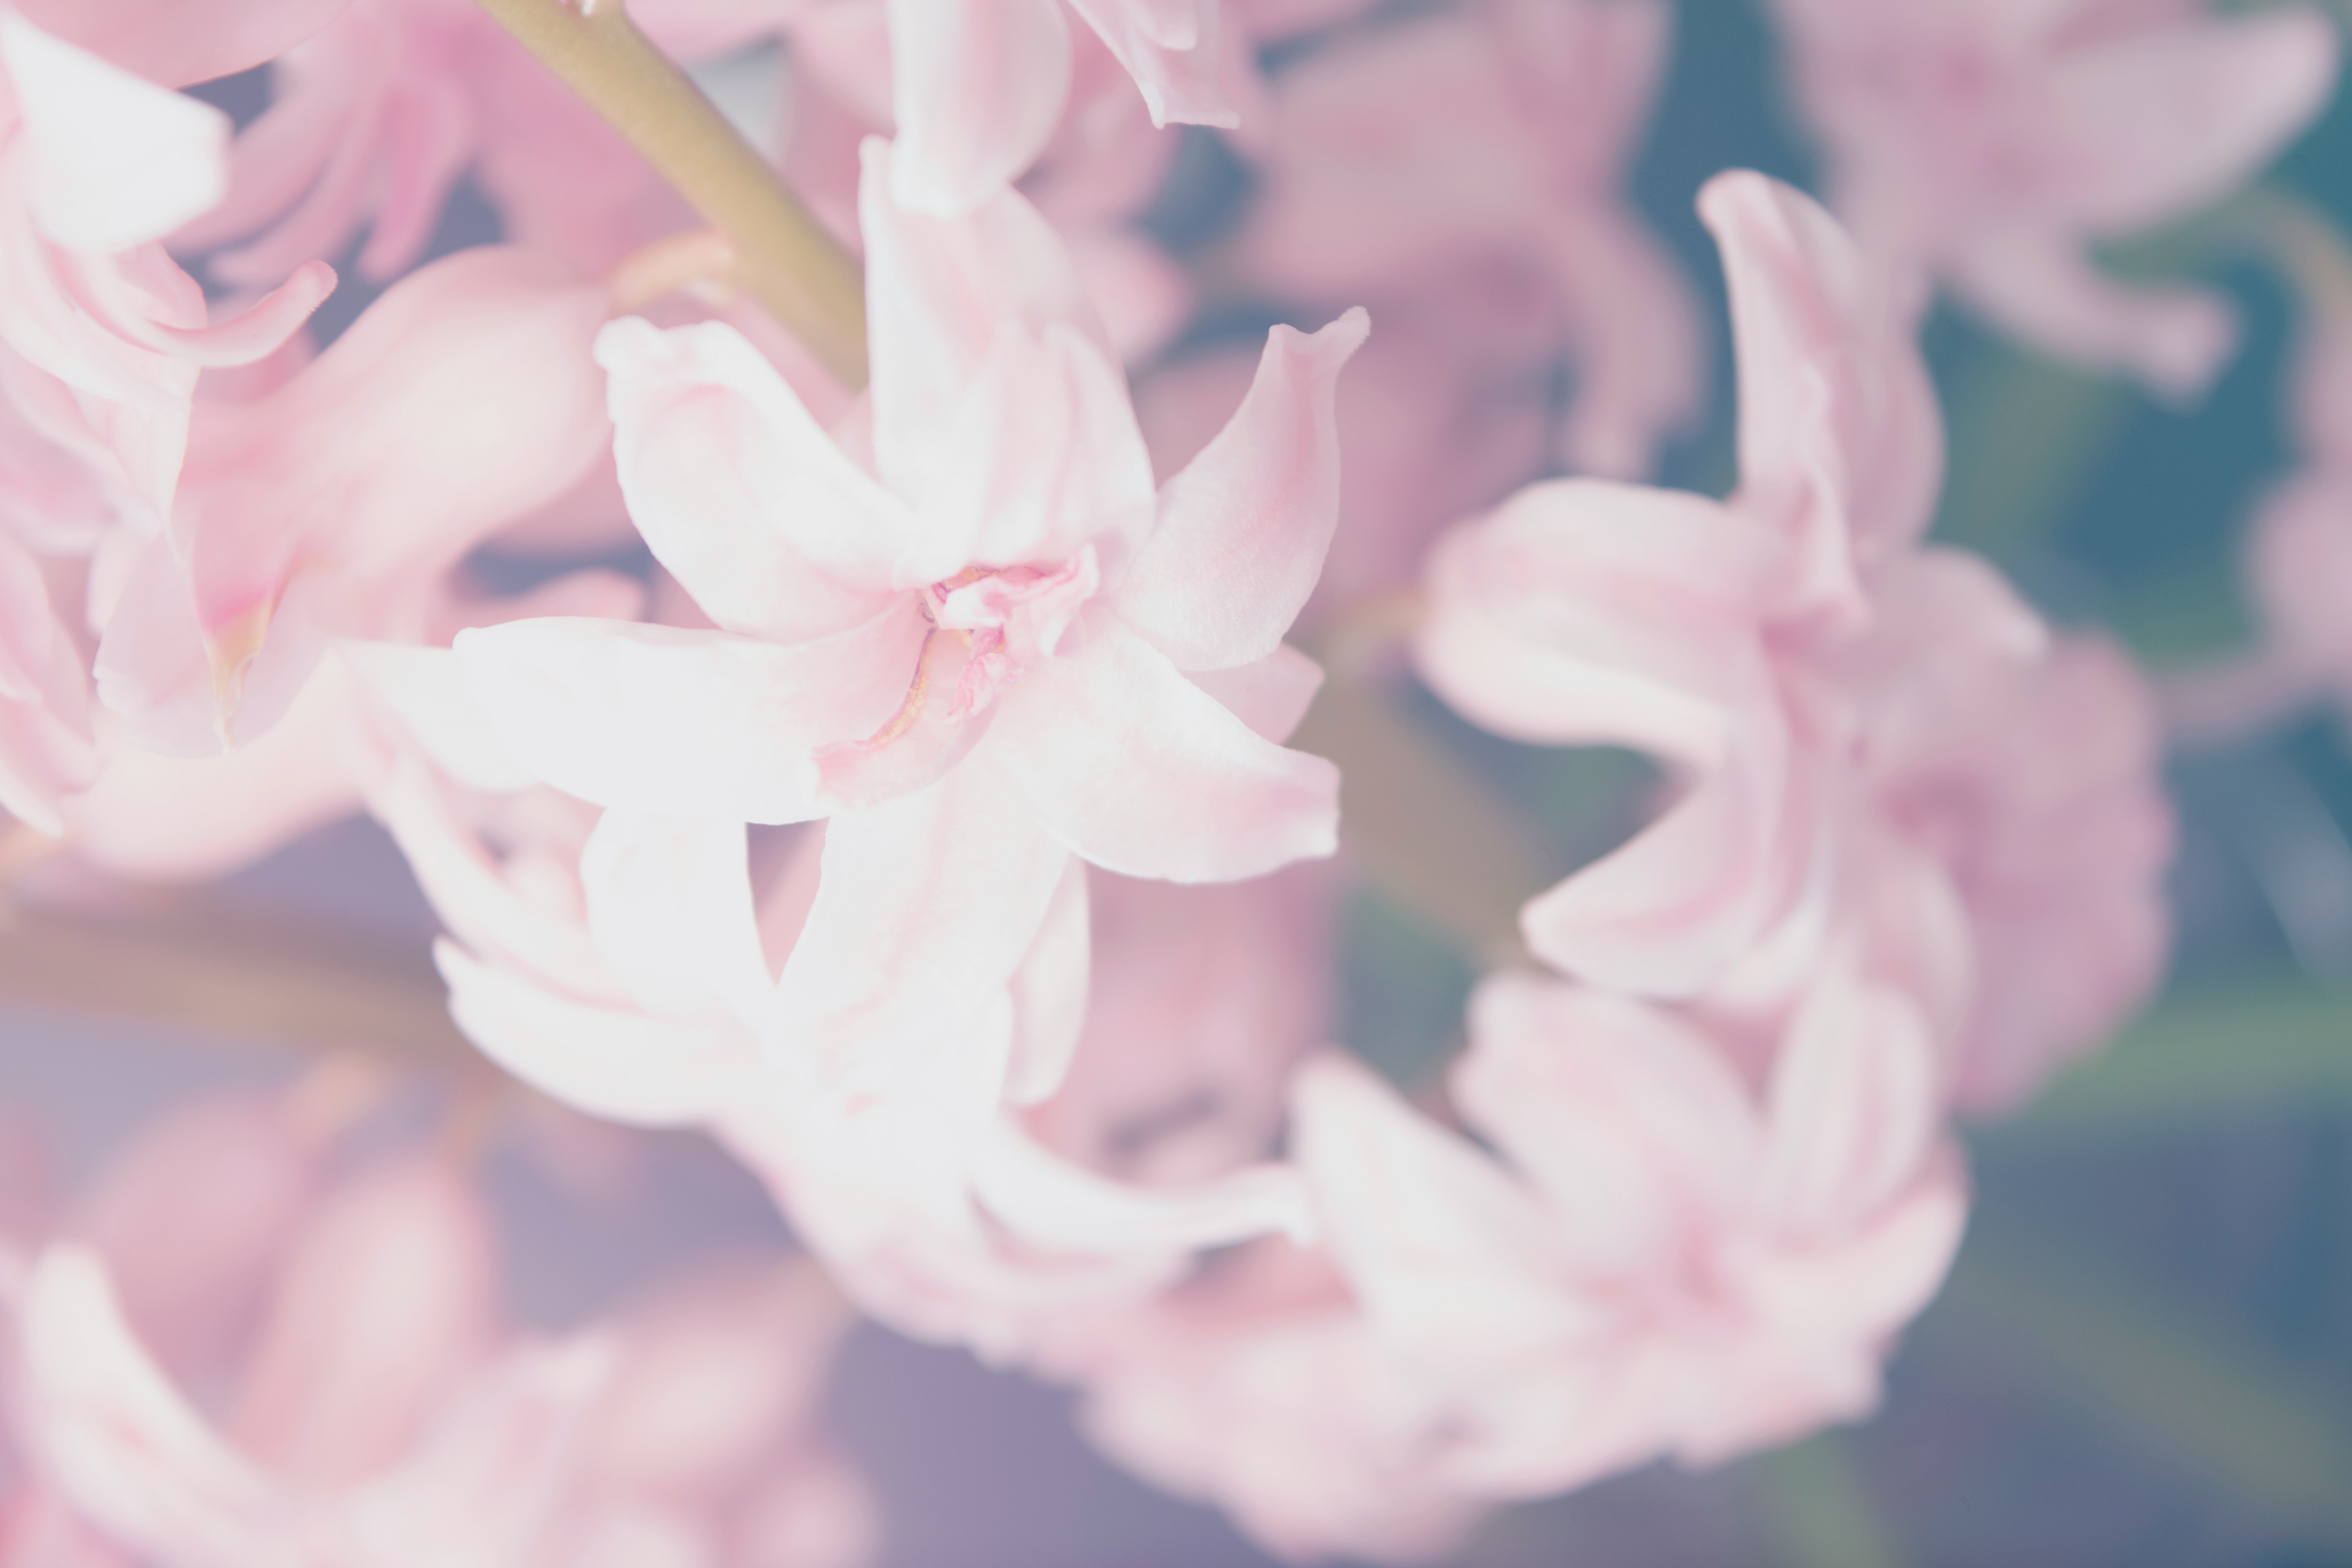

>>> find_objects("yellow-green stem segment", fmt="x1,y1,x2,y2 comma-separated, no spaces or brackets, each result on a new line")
472,0,869,387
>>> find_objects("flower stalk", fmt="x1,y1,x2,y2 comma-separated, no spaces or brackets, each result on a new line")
470,0,869,386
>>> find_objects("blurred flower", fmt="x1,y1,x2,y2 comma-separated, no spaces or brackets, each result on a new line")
1770,0,2339,398
1235,0,1701,477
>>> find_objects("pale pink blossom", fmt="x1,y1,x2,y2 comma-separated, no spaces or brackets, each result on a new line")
0,14,332,517
1287,965,1966,1499
2,1081,874,1568
1771,0,2339,398
536,1259,879,1568
177,0,714,290
1066,1241,1488,1566
459,141,1357,1114
9,0,349,89
14,1141,613,1567
1415,171,2171,1105
1236,0,1700,477
92,243,613,757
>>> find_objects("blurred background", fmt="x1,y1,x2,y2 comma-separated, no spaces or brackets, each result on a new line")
10,2,2352,1564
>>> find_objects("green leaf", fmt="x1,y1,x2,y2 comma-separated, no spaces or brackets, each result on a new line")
1994,981,2352,1140
1748,1436,1909,1568
1943,1243,2352,1544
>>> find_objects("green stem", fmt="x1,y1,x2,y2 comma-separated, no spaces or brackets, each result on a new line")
1749,1437,1909,1568
471,0,869,387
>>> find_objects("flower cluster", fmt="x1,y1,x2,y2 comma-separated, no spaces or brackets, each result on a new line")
0,0,2332,1560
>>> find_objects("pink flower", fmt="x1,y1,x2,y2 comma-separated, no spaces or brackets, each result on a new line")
459,140,1358,1104
1414,171,2171,1105
1066,1241,1489,1566
2,1080,875,1568
92,244,613,757
1771,0,2339,398
884,0,1246,216
537,1259,879,1568
13,1129,613,1566
0,14,332,517
1236,0,1700,477
9,0,349,89
177,0,710,291
1287,965,1966,1499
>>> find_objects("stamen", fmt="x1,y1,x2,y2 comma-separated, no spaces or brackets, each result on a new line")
850,628,943,750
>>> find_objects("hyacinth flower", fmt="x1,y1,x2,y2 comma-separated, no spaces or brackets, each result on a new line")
364,646,1323,1354
460,138,1363,1089
883,0,1244,216
1284,964,1965,1499
1237,0,1701,477
0,15,332,518
1415,171,2171,1109
1,1082,876,1568
1769,0,2339,399
91,245,613,757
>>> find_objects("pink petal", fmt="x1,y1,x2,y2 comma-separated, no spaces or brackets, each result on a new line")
21,1248,286,1565
180,247,608,638
1290,1055,1584,1360
971,1119,1314,1253
886,0,1072,215
1543,204,1705,481
225,1159,498,1487
9,0,352,87
1065,0,1240,126
2044,10,2339,238
338,1336,615,1567
0,17,229,254
1415,480,1778,764
907,318,1156,582
437,940,763,1129
858,138,1108,503
1190,643,1325,744
1945,227,2236,400
368,758,621,1006
1698,170,1942,588
1111,309,1368,671
65,1094,321,1383
1760,956,1943,1235
341,643,537,794
1453,976,1763,1279
580,811,776,1030
64,655,367,880
771,762,1073,1092
1517,690,1798,998
597,316,911,640
1005,857,1093,1105
978,614,1339,882
455,608,926,824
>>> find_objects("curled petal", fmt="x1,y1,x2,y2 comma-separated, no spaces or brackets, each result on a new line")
1291,1055,1584,1361
1005,857,1093,1106
438,940,761,1129
979,616,1339,882
0,16,228,254
859,138,1106,501
2045,10,2339,239
1112,309,1369,672
771,763,1073,1092
887,0,1073,216
971,1119,1314,1254
597,316,911,639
